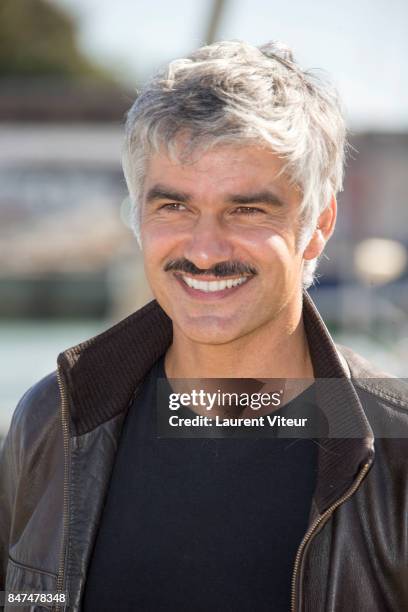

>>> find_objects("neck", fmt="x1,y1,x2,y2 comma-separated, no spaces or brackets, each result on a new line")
164,294,314,380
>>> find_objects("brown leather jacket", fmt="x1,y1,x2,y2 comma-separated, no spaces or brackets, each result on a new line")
1,291,408,611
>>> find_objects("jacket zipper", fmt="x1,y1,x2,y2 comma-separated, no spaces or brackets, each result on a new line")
54,365,71,612
290,460,372,612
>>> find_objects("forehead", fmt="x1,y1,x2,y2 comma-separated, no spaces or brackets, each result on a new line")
143,143,299,202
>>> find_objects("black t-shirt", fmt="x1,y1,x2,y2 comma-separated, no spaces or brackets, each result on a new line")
82,357,320,612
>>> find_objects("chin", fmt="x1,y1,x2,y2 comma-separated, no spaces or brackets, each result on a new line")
176,314,245,346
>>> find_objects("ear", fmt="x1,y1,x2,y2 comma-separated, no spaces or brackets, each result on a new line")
303,195,337,261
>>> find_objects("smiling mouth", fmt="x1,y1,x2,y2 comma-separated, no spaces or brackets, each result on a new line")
179,274,251,293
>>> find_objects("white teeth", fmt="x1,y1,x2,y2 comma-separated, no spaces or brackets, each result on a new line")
181,275,249,292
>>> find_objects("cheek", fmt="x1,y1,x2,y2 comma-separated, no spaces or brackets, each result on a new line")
261,234,303,283
141,222,181,260
238,231,296,268
265,233,294,256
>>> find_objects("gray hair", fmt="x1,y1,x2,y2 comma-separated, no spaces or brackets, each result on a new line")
122,40,347,288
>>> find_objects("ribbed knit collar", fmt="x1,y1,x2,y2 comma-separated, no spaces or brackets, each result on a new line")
58,290,374,513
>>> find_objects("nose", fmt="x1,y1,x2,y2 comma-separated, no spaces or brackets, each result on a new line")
183,214,234,271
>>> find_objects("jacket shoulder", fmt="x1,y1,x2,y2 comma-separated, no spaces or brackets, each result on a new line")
6,372,62,461
13,371,60,423
337,344,408,432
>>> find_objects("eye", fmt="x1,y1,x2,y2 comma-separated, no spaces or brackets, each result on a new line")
159,203,187,211
233,206,266,215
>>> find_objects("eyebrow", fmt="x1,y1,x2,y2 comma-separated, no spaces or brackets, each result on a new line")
145,184,286,208
227,190,285,208
145,185,191,204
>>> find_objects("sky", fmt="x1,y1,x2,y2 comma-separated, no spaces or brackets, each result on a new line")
56,0,408,130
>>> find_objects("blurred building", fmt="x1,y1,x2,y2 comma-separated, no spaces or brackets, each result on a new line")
313,133,408,339
0,88,154,320
0,0,152,321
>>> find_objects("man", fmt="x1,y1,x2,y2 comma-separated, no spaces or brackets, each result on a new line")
1,40,407,612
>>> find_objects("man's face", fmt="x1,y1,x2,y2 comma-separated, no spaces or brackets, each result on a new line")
140,143,308,345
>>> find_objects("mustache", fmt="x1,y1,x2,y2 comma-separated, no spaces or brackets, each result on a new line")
164,258,258,277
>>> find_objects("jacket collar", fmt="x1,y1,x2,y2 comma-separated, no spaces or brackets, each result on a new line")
302,292,374,510
58,290,374,513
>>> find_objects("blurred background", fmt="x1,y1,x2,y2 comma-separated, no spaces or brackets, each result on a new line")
1,0,408,436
